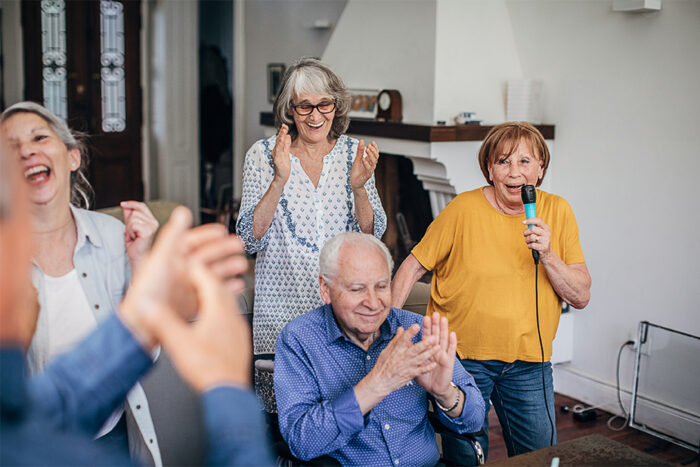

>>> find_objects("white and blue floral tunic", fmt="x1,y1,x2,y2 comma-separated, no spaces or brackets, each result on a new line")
236,134,387,354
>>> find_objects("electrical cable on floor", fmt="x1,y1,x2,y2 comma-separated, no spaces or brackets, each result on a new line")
607,340,635,431
534,261,555,446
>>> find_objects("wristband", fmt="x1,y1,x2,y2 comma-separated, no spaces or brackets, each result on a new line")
435,382,460,413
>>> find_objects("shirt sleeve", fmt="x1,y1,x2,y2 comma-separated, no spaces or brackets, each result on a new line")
411,197,462,271
274,329,366,461
236,140,275,254
27,314,152,435
433,357,485,434
202,386,275,466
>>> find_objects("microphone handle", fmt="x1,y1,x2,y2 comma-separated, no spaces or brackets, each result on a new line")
524,202,540,264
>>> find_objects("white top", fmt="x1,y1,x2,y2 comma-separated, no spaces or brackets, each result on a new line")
236,134,387,354
45,269,98,360
29,207,161,466
44,268,123,438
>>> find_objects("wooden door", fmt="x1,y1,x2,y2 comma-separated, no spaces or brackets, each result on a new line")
22,0,142,208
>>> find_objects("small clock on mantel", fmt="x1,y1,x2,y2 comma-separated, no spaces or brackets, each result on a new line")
376,89,402,122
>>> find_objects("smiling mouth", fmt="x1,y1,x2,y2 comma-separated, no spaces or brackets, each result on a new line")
24,165,51,183
306,121,324,128
506,184,523,192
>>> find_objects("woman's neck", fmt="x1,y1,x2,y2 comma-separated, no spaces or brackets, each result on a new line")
291,137,336,160
485,186,525,215
31,203,78,276
31,202,74,236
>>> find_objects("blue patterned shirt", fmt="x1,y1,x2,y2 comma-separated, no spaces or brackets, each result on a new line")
274,305,485,466
236,134,387,354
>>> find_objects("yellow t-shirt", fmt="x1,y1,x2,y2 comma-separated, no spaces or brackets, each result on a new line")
411,187,585,362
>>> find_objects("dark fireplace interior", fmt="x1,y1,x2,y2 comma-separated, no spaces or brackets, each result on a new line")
374,153,433,273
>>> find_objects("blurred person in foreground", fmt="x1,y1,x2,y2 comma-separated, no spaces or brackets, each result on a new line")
1,101,162,463
391,122,591,460
274,232,484,465
0,144,273,466
236,59,387,403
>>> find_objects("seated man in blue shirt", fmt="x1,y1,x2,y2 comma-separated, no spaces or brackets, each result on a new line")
0,145,273,466
274,232,485,466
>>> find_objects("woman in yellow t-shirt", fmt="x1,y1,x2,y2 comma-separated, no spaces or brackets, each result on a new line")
392,122,591,460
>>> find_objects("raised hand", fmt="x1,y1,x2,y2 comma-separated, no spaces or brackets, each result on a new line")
118,207,248,349
183,223,249,296
121,201,159,272
272,124,292,184
415,312,458,398
146,257,252,392
354,324,439,414
350,140,379,191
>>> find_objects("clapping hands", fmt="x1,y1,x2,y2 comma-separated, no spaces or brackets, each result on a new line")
415,312,458,398
272,124,292,185
350,140,379,191
118,207,252,391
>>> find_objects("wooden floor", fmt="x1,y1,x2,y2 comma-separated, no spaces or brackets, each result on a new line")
485,393,698,465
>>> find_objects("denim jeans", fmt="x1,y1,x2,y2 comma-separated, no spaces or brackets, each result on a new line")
442,359,556,462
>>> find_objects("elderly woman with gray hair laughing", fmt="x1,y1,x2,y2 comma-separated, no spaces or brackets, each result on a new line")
0,102,162,465
236,58,387,403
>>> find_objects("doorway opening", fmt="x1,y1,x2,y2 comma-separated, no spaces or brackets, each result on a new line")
199,0,234,228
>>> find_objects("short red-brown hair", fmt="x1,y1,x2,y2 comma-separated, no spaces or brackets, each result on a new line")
478,122,550,187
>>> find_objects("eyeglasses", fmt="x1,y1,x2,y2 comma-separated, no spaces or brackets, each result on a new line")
291,100,337,116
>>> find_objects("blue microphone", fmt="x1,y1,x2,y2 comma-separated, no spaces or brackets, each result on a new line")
521,185,539,264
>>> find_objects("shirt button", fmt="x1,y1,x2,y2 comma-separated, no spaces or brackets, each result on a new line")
366,355,371,360
136,405,141,410
394,460,399,465
384,424,390,430
94,304,100,310
82,273,87,277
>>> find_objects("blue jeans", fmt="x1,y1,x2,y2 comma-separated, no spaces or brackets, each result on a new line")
443,359,556,462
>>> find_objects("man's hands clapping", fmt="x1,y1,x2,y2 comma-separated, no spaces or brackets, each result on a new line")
354,312,461,416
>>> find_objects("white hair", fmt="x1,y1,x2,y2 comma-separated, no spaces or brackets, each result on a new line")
319,232,393,282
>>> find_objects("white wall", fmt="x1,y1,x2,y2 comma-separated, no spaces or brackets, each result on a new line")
242,0,347,151
500,0,700,436
323,0,437,125
148,0,200,214
433,0,523,124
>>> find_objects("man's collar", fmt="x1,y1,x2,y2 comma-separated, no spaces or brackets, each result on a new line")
69,205,103,249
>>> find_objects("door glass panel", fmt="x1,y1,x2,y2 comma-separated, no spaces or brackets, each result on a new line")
100,0,126,132
40,0,68,121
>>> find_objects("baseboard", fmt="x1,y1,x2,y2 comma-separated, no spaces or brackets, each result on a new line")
554,364,700,448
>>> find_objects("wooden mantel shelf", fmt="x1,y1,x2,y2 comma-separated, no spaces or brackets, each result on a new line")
259,112,555,142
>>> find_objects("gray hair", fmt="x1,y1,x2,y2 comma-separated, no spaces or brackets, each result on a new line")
273,57,351,142
319,232,393,282
0,101,93,209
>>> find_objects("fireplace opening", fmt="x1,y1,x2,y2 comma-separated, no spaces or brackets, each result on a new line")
375,153,434,277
